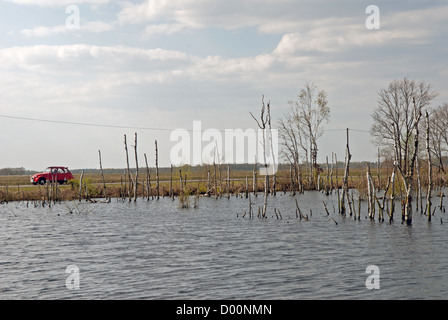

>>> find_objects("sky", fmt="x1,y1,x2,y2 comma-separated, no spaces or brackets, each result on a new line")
0,0,447,170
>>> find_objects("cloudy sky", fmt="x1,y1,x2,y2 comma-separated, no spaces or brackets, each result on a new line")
0,0,447,170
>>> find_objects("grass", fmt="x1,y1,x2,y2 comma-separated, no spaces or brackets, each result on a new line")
1,164,446,203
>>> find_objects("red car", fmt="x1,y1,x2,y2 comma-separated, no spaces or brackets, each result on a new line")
30,166,75,185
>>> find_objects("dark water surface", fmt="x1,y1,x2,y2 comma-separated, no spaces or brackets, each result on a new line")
1,192,447,299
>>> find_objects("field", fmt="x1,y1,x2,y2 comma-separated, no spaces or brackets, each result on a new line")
1,162,446,204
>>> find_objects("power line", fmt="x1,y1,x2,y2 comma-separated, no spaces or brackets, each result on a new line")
0,114,371,133
0,114,175,131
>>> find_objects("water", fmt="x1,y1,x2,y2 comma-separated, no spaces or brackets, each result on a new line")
1,192,448,300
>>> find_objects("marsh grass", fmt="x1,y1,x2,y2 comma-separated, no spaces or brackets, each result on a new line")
1,165,446,203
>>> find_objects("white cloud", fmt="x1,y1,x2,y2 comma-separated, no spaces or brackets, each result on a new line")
20,21,114,37
116,0,295,30
4,0,111,6
0,44,189,75
21,25,68,37
144,23,187,36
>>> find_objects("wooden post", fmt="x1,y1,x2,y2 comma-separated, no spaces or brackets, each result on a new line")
227,165,230,199
124,134,132,201
144,153,150,201
335,153,338,189
263,174,268,217
248,193,253,218
179,169,183,193
330,152,334,194
326,156,330,195
214,160,218,198
218,163,222,198
155,140,160,200
416,156,423,213
120,176,124,200
98,150,108,200
253,162,257,195
340,129,352,215
207,169,211,197
170,165,174,199
426,111,432,221
78,170,84,202
123,171,126,201
133,132,139,202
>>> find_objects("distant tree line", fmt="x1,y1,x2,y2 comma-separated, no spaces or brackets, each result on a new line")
0,167,35,175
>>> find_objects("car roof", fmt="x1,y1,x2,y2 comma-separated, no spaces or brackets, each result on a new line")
47,166,68,169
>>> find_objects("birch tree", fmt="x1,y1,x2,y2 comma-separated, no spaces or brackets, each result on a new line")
282,82,330,189
370,78,437,175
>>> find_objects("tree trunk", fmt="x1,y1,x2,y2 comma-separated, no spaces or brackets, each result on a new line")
155,140,159,200
144,153,150,201
98,150,107,200
426,111,432,221
124,134,132,201
133,133,139,202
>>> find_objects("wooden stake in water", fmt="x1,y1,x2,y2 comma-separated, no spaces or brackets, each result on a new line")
426,111,432,221
155,140,160,200
227,165,230,199
133,132,139,202
98,150,107,201
144,153,150,201
124,134,132,201
78,170,84,202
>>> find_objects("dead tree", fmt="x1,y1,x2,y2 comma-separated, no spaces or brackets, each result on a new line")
367,163,374,219
388,163,397,222
78,170,84,202
155,140,160,200
170,165,174,199
124,134,132,201
340,129,352,215
396,98,422,224
133,133,139,202
98,150,108,201
266,101,277,196
416,156,423,214
250,96,270,217
227,165,230,199
426,111,433,221
144,153,150,201
253,160,257,195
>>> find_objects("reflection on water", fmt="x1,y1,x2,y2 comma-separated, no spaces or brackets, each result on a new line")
1,192,447,299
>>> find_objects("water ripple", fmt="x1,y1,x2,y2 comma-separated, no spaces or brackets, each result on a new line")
1,193,448,299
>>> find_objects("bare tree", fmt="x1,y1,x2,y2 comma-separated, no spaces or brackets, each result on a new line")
250,96,270,217
281,82,330,189
394,98,422,224
370,78,438,175
429,103,448,173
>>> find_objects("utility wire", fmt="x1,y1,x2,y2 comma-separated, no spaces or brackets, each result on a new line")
0,114,371,133
0,114,174,131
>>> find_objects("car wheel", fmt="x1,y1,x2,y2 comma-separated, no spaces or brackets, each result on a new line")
38,178,46,185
